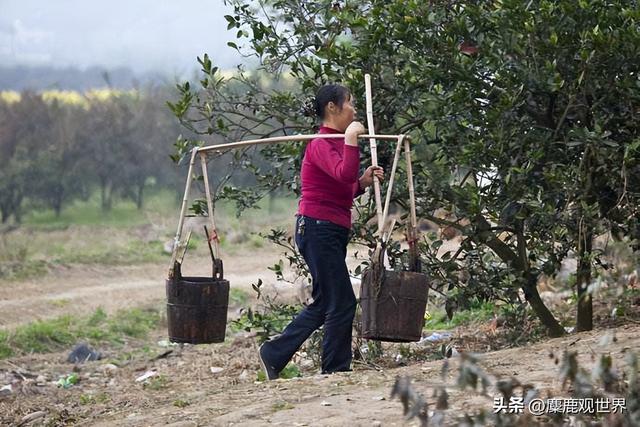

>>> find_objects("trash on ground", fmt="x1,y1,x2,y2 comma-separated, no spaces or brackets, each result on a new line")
67,343,102,364
0,384,12,397
418,332,453,344
135,370,157,383
57,373,79,389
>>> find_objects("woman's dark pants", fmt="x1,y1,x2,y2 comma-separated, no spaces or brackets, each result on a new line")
261,216,356,374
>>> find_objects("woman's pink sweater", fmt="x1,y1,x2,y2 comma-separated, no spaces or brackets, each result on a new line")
297,126,363,228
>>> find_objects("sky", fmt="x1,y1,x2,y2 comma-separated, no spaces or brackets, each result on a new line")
0,0,249,76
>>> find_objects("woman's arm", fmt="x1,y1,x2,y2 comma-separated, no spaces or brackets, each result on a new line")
310,139,360,184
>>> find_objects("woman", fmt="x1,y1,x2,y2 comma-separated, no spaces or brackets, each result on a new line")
258,84,384,379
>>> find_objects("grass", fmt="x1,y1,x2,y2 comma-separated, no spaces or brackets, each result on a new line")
21,190,177,230
173,399,191,408
0,190,296,281
0,306,163,359
79,392,110,405
271,401,295,412
257,363,301,381
20,190,295,231
229,288,250,306
144,374,169,391
424,300,496,330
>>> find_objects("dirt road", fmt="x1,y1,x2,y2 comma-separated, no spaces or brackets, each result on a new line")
0,248,285,329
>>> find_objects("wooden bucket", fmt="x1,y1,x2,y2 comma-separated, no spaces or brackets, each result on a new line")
359,267,429,342
166,263,229,344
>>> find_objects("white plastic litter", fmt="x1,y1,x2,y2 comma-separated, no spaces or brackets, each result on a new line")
135,370,157,382
419,332,453,344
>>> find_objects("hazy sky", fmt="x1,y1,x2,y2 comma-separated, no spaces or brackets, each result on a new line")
0,0,248,76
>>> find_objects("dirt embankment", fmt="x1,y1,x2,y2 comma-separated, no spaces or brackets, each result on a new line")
1,324,637,426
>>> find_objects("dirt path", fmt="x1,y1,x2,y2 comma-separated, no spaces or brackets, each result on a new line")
0,243,376,329
1,324,637,426
0,248,286,329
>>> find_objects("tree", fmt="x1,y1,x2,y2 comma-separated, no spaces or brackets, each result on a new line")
79,94,132,212
123,87,184,209
30,99,88,217
0,92,54,223
0,98,21,223
172,0,640,336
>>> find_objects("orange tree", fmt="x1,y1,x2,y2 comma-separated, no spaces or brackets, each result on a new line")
170,0,640,337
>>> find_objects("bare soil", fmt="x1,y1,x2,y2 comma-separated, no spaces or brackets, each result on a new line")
0,247,638,426
1,322,637,426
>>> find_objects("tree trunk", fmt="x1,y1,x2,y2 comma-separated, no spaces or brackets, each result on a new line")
576,228,593,332
523,273,566,337
13,207,21,224
100,179,107,211
54,200,62,217
53,187,64,218
576,144,595,332
100,178,113,212
474,214,565,337
13,194,23,224
136,183,144,210
268,192,275,215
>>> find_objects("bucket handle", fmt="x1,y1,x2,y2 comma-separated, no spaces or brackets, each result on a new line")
169,148,198,278
205,225,224,280
200,152,224,279
404,137,421,272
364,74,420,272
168,148,224,280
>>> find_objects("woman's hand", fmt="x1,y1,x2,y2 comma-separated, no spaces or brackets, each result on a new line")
345,121,366,146
359,165,384,189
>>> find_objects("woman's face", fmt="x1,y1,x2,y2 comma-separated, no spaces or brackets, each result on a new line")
327,93,356,132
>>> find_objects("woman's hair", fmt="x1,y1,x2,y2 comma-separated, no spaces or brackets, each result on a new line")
301,84,351,119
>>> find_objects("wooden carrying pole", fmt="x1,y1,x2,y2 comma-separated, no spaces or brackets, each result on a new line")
168,133,409,278
364,74,384,235
197,133,404,154
380,135,405,242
